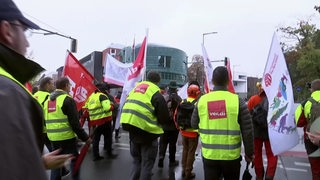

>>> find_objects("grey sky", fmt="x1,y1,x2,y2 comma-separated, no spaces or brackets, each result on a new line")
15,0,319,77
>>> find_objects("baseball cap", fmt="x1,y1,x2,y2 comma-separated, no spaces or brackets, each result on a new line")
0,0,40,29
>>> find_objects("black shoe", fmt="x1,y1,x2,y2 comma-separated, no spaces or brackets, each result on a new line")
93,156,104,161
158,159,164,168
169,160,179,167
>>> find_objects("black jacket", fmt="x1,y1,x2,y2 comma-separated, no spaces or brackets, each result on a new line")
0,43,47,179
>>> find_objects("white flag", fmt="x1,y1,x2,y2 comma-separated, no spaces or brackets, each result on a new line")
262,33,299,155
201,44,214,93
103,54,133,86
177,83,188,99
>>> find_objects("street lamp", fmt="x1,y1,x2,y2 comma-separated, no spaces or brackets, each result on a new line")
38,28,78,53
202,31,218,45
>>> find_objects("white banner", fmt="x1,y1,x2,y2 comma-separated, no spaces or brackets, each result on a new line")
103,54,133,86
262,33,299,155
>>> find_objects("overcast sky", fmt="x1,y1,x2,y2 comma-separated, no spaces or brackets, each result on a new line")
14,0,319,77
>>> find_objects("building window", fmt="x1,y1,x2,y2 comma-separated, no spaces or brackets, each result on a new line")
158,55,171,68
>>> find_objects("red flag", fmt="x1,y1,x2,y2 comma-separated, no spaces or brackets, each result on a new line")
116,36,147,129
226,58,235,93
63,52,96,110
127,37,146,81
73,142,90,176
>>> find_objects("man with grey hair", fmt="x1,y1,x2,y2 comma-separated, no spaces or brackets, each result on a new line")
121,70,169,180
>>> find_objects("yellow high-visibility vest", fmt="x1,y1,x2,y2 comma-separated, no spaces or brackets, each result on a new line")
44,93,75,141
121,81,163,134
197,91,241,160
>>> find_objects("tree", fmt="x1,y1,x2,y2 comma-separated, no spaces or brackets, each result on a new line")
278,12,320,101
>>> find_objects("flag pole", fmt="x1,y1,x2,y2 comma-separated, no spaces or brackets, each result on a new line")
142,28,149,81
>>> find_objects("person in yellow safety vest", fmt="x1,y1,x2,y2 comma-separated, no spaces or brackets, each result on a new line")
0,1,73,179
34,77,71,177
121,70,170,180
34,77,55,151
295,79,320,179
174,81,201,179
191,66,254,180
85,82,117,161
44,77,92,180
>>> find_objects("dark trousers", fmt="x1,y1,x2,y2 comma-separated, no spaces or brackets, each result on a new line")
51,138,79,180
44,133,53,152
103,121,113,154
158,130,179,162
254,138,278,179
309,157,320,180
181,136,198,176
130,139,158,180
92,123,107,158
202,156,241,180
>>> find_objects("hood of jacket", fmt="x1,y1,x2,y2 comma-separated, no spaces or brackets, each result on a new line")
50,90,68,101
0,43,45,84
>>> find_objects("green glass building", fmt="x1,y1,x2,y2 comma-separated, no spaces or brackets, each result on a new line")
123,43,188,87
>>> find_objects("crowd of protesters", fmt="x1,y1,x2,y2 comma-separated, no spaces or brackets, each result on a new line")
1,1,319,180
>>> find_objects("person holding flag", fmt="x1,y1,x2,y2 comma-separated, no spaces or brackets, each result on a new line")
44,77,92,180
84,82,117,161
247,82,278,180
120,70,169,180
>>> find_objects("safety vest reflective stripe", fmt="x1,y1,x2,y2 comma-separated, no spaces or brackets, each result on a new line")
125,99,155,114
47,127,72,133
89,111,107,117
122,109,157,125
199,129,240,135
88,107,101,111
201,142,241,150
46,118,68,124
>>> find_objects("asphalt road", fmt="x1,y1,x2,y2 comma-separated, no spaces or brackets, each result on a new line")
54,130,312,180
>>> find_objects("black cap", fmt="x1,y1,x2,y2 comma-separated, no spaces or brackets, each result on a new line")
0,0,40,29
169,81,178,89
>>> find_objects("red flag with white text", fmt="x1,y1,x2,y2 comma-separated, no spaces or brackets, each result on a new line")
226,58,235,93
63,52,96,110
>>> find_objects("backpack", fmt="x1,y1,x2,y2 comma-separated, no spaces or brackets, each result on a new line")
176,99,197,130
308,98,320,131
166,93,181,120
251,97,268,128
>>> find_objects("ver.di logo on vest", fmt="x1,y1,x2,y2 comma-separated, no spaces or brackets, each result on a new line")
208,100,227,120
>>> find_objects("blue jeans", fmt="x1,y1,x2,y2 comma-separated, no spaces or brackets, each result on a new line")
51,138,79,180
130,139,158,180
